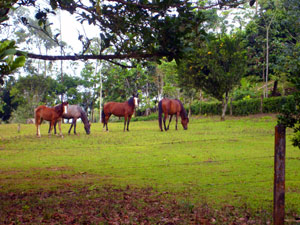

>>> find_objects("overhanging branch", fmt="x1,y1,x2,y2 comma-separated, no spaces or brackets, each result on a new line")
16,51,165,61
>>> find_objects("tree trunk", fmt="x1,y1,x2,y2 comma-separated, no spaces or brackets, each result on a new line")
221,92,229,121
145,82,150,116
272,80,279,96
188,96,193,118
230,97,233,116
266,25,269,98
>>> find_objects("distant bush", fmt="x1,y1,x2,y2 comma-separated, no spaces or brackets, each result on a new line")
131,113,158,121
190,96,295,116
110,113,158,122
190,101,221,115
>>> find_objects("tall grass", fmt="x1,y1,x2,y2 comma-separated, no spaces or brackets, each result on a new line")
0,115,299,214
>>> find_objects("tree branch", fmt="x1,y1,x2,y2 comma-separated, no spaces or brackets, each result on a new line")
16,51,164,61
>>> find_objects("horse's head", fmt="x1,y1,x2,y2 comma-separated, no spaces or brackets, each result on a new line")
62,102,69,114
133,94,139,108
84,122,91,135
181,117,189,130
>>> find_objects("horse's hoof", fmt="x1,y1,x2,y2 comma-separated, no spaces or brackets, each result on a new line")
61,135,64,138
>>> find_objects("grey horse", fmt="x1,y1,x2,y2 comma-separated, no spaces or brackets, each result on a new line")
50,105,91,135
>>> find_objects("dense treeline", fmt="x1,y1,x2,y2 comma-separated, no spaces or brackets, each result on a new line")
0,0,299,147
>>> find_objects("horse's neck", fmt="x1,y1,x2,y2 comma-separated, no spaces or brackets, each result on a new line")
180,108,188,119
80,111,89,124
127,100,135,110
178,103,186,119
55,104,64,115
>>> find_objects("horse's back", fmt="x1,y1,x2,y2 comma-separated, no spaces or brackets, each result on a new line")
161,98,181,115
63,105,81,118
34,105,47,116
104,102,128,117
34,105,57,121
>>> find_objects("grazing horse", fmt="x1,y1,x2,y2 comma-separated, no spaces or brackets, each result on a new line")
50,105,91,135
158,98,189,131
102,95,139,131
34,102,68,137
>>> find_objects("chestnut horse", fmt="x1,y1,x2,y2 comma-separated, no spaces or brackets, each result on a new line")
34,102,68,137
158,98,189,131
102,95,139,131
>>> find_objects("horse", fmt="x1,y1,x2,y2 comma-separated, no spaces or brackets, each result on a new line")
102,95,139,131
49,105,91,135
34,102,69,137
158,98,189,131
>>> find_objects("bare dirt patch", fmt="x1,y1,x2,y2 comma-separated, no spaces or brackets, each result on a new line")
0,185,272,224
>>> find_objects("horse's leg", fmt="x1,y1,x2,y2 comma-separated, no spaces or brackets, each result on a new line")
105,114,111,131
48,122,51,134
163,113,168,131
49,120,54,137
167,115,173,130
68,119,74,134
58,119,63,137
54,121,57,134
124,115,127,132
73,119,77,135
175,113,179,130
127,115,132,131
49,121,57,134
36,116,41,137
39,118,43,137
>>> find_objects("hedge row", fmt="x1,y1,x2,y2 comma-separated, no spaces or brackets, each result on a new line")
190,95,295,116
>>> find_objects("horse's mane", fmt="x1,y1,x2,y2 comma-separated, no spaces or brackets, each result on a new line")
53,103,63,113
175,99,188,119
79,107,89,124
127,97,135,107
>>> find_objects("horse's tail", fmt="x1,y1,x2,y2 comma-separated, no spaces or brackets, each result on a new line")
34,108,37,124
101,109,106,124
34,106,42,125
158,100,163,131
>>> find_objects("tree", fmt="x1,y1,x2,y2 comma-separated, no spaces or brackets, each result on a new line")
1,0,254,60
0,77,18,122
9,74,58,122
0,40,25,85
244,0,289,98
277,0,300,149
156,60,179,99
178,33,247,120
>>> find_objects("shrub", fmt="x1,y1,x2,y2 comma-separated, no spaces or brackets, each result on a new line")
190,96,295,116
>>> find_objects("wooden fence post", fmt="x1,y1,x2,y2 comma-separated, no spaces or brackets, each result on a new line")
230,97,233,116
260,94,263,113
274,124,286,225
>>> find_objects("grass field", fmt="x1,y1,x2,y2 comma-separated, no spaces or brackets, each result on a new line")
0,114,300,224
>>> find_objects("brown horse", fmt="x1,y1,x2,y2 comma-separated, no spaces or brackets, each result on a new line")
102,95,139,131
158,98,189,131
34,102,68,137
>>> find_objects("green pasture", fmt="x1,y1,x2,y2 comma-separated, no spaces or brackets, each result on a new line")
0,115,300,215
